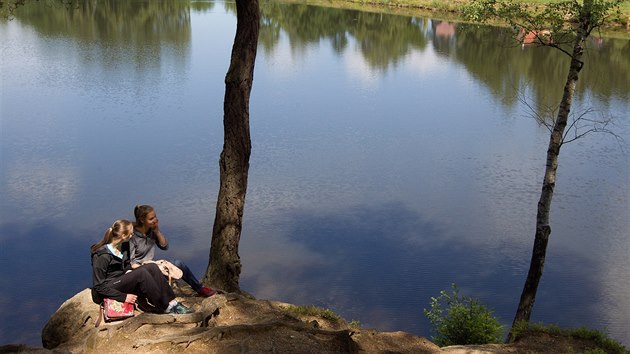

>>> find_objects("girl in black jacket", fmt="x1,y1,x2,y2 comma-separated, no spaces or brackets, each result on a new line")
90,219,192,314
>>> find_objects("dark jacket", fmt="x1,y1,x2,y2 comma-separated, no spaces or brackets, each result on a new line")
91,243,131,304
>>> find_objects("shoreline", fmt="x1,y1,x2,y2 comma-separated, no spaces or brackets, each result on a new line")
294,0,630,38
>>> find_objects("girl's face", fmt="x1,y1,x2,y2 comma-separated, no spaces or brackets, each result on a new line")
143,210,158,229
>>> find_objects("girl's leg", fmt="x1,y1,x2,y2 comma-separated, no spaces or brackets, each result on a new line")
172,259,203,292
113,263,175,312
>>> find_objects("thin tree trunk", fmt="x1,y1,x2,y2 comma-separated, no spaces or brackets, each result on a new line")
507,3,591,343
203,0,259,293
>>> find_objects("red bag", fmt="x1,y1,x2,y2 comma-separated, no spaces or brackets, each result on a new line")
95,298,135,326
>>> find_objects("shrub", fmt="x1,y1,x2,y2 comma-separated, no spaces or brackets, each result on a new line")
424,284,504,346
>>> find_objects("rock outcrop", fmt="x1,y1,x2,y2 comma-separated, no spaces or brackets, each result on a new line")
3,286,615,354
37,287,442,353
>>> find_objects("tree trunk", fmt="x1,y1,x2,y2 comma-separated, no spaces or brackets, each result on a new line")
203,0,259,293
507,2,591,343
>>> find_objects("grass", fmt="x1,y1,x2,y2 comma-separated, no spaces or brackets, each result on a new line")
348,319,362,328
513,0,630,13
282,304,344,323
511,322,630,354
340,0,630,28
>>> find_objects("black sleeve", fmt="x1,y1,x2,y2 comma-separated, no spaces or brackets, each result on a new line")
122,242,132,272
91,253,127,303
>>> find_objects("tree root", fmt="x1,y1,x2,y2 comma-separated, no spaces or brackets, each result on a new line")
130,320,354,350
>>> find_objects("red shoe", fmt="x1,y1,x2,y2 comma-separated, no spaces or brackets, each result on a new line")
198,286,217,297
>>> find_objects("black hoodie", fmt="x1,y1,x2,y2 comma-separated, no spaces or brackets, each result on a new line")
90,242,131,304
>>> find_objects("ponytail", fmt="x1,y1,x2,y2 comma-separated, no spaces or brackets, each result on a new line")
90,219,133,253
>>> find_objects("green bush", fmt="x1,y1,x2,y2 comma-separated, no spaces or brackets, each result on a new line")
424,284,504,346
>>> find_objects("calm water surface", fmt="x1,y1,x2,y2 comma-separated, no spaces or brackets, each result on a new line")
1,0,629,347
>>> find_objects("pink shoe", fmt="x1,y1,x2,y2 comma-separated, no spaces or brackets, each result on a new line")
198,286,217,297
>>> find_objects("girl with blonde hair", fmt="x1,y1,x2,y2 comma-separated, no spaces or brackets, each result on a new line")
91,219,192,314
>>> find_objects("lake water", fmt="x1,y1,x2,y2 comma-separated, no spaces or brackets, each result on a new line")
1,0,629,348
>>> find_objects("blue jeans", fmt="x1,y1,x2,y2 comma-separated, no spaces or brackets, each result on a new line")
172,259,204,293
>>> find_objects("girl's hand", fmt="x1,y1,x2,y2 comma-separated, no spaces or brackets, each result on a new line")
125,294,137,304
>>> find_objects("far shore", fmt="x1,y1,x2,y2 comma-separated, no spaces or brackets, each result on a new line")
291,0,630,37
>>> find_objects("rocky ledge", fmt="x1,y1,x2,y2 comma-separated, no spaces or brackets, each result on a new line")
0,286,620,354
30,287,443,353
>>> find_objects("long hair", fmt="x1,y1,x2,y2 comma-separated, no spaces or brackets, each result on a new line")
90,219,133,253
133,204,154,228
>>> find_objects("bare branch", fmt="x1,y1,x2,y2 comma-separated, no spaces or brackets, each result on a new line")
516,87,623,150
561,107,623,148
516,87,555,133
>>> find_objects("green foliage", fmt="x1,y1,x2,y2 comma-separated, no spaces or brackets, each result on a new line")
511,321,630,354
349,319,362,328
282,304,343,323
0,0,26,19
463,0,624,35
424,284,504,346
583,349,608,354
461,0,626,65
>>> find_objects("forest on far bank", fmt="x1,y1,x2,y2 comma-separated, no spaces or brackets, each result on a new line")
291,0,630,35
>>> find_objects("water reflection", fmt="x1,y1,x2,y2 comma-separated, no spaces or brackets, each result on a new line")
1,0,628,348
0,222,92,345
259,3,430,69
5,159,79,219
15,0,195,44
240,201,606,337
256,2,630,111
